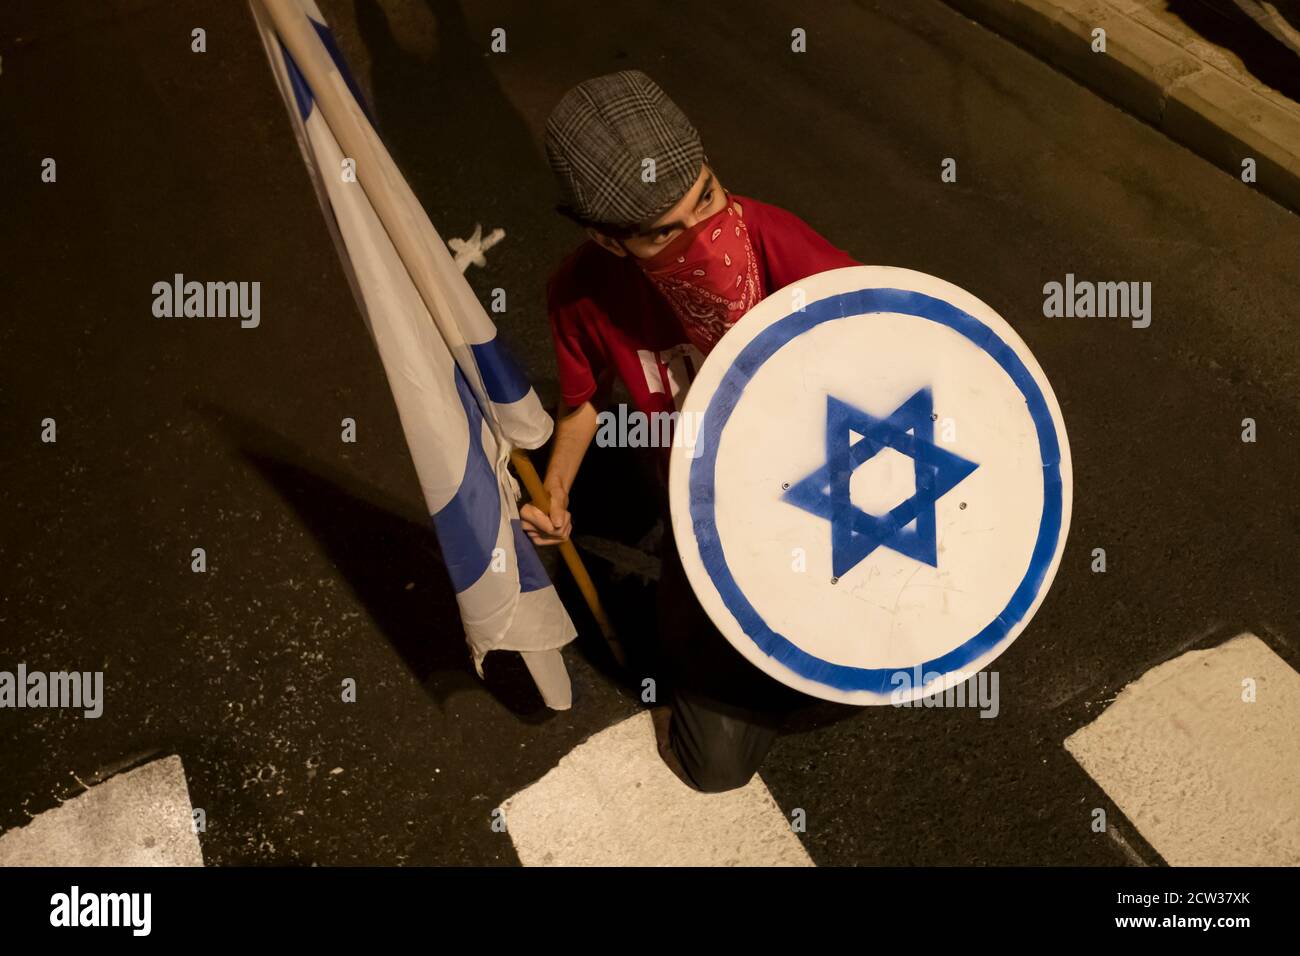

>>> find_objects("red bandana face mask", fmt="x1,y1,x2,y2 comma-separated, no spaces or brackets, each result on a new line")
633,196,762,355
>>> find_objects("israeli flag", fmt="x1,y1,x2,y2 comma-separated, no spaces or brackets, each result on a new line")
251,0,574,701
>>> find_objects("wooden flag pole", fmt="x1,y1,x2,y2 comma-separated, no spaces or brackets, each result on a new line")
510,449,626,667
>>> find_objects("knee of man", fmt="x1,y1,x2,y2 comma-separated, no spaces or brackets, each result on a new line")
680,744,762,794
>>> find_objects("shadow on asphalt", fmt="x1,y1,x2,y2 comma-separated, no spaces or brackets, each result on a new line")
352,0,560,305
195,401,590,724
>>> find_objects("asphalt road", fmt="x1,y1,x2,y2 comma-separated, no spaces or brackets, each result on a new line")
1,0,1298,865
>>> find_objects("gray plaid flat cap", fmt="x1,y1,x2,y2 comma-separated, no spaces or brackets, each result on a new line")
545,70,704,229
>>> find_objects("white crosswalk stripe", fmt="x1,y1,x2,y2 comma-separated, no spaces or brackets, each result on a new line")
499,711,813,866
1066,633,1300,866
0,755,203,867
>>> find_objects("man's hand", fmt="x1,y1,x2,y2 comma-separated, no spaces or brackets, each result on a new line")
520,482,572,546
521,400,596,547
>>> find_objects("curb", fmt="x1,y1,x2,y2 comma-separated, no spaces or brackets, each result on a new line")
943,0,1300,214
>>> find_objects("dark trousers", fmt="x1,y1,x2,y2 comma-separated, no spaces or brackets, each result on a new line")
655,525,805,792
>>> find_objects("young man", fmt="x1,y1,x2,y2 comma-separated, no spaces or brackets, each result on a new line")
522,70,858,792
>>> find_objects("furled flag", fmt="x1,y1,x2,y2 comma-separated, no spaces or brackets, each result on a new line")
250,0,575,707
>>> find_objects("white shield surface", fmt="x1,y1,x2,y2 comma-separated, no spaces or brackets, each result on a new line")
669,266,1072,705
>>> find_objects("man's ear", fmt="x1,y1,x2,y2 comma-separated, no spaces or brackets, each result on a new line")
586,227,628,257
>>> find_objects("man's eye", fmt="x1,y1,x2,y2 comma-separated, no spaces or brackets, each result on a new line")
701,189,714,206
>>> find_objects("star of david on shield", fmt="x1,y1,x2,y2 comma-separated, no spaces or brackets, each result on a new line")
781,388,979,578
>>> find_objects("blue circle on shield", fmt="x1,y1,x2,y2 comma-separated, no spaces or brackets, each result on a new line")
687,287,1065,697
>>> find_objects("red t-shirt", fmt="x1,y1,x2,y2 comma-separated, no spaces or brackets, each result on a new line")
546,196,858,419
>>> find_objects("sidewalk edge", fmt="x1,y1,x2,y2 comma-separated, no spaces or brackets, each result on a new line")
942,0,1300,214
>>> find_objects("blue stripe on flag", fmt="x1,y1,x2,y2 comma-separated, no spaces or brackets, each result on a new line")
281,41,314,121
431,368,501,592
470,337,532,404
510,520,551,593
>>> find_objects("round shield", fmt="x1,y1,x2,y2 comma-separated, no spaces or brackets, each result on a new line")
668,266,1072,705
